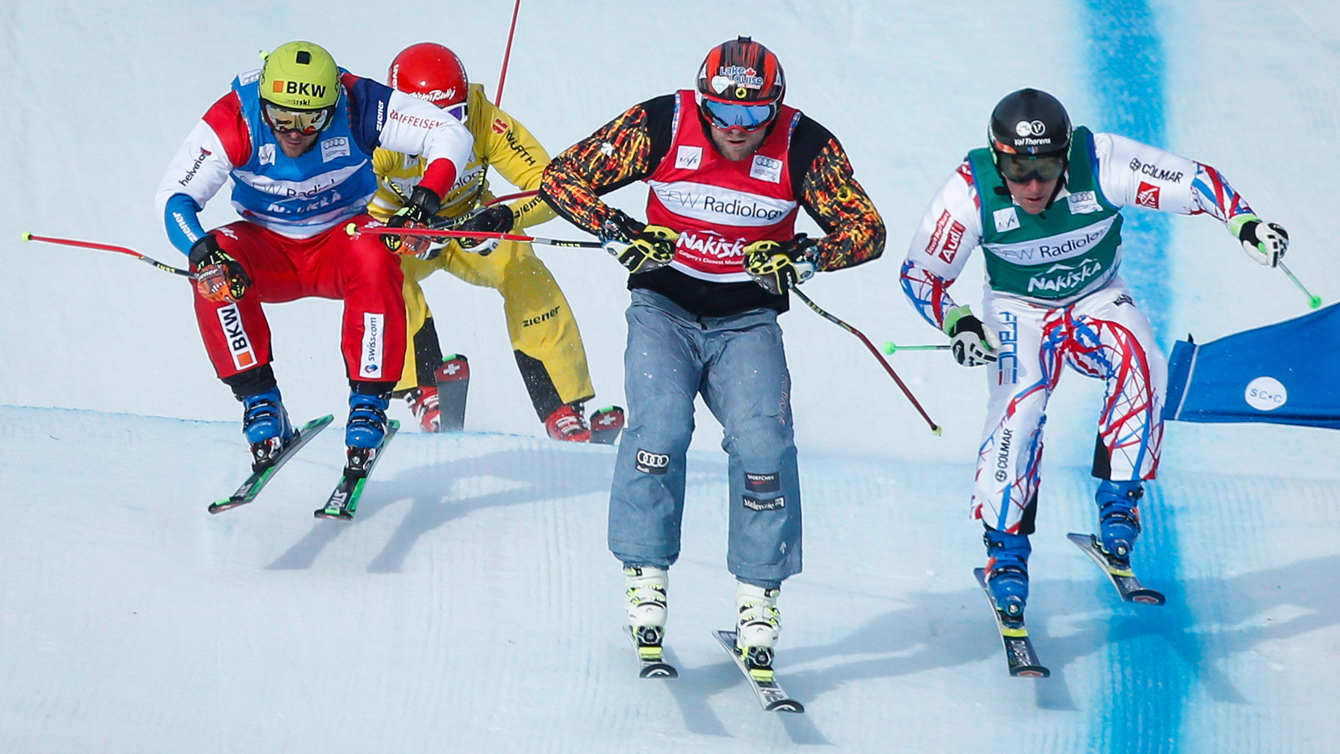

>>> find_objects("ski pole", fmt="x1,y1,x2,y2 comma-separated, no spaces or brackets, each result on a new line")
1277,261,1322,310
21,231,195,278
468,0,525,210
791,288,941,435
494,0,523,106
485,189,538,206
881,340,950,354
346,222,602,249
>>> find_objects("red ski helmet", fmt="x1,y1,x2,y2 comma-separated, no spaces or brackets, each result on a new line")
387,42,470,120
695,36,785,131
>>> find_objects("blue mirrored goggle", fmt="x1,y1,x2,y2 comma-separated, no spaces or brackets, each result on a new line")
700,98,777,132
441,101,468,123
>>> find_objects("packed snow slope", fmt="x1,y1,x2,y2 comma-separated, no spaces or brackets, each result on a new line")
3,406,1339,753
2,1,1339,752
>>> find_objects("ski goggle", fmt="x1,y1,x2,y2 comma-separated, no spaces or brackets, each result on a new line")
996,153,1067,184
439,101,468,123
699,98,778,132
262,102,335,135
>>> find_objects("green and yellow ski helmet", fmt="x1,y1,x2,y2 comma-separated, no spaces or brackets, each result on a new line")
260,41,340,110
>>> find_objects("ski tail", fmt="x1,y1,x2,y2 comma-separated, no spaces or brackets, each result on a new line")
209,415,335,514
314,421,400,520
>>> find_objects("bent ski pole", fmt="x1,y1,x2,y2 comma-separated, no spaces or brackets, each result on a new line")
21,232,194,278
791,288,941,435
347,223,602,249
1277,261,1322,310
882,340,951,354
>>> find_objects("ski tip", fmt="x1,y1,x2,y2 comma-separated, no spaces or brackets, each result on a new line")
20,231,33,242
1129,591,1167,606
1011,666,1051,679
639,664,679,679
766,699,806,713
313,509,353,521
208,498,245,514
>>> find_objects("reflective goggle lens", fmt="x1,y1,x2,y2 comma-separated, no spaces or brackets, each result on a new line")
997,153,1067,183
700,98,777,132
263,103,334,135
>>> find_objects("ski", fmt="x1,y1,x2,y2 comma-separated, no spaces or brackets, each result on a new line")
435,354,469,431
713,630,805,713
313,420,400,521
208,415,335,514
589,405,626,445
624,627,677,678
1066,533,1166,605
973,568,1050,678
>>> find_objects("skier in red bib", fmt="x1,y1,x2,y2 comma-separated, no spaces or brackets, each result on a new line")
541,37,885,680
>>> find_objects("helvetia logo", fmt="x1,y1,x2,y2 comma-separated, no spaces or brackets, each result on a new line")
177,147,213,187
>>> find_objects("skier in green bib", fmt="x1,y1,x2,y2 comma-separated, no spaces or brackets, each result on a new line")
900,88,1289,625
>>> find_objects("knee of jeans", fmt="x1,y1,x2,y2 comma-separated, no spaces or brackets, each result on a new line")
629,420,692,457
724,414,792,466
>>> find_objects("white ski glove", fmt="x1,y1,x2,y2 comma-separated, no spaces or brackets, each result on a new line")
943,306,1000,368
1229,213,1289,268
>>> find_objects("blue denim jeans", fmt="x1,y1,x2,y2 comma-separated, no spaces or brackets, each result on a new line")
608,289,802,587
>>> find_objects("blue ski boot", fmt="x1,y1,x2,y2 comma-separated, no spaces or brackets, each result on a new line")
1097,480,1143,565
984,527,1032,626
241,387,295,472
345,389,391,477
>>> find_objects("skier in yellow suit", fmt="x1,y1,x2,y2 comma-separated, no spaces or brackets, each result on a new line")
370,42,607,441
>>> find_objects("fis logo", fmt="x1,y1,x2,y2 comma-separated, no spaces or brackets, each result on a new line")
217,304,257,370
675,145,703,170
993,207,1020,233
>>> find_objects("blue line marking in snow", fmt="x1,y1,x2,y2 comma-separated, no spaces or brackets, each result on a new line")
1083,0,1172,345
1081,3,1197,754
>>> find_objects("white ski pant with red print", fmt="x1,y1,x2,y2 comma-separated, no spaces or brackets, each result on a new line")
972,277,1165,535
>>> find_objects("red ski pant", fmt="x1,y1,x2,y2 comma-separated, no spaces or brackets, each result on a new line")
192,216,406,385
